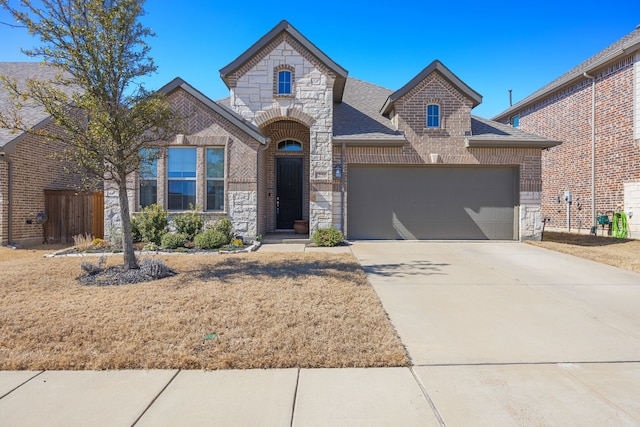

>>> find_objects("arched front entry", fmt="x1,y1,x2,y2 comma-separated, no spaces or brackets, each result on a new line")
259,120,311,233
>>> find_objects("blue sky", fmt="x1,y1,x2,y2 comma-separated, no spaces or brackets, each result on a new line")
1,0,639,118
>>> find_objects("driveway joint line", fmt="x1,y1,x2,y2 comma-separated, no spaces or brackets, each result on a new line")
0,370,44,400
289,368,301,427
130,369,181,427
410,366,446,427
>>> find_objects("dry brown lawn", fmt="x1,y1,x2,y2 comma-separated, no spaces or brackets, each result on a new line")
0,246,409,370
528,231,640,273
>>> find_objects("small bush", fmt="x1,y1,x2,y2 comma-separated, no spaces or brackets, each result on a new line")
133,204,168,245
130,220,142,243
212,217,234,244
161,232,188,249
312,227,344,247
140,258,177,280
194,229,228,250
173,208,204,241
73,233,94,251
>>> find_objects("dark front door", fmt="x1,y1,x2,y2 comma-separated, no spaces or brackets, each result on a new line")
276,157,303,229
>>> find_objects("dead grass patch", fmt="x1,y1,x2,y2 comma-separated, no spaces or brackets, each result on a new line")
0,245,409,370
528,232,640,273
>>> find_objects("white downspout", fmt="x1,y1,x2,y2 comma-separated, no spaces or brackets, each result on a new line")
584,71,596,232
340,140,346,235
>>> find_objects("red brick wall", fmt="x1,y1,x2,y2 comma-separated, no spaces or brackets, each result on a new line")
516,56,638,230
0,123,86,245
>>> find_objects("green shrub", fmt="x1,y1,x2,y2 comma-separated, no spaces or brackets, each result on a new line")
312,227,344,247
173,208,204,241
130,219,142,243
133,204,168,245
194,229,228,250
161,232,188,249
212,217,234,244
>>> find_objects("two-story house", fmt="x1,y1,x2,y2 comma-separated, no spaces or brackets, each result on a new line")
494,26,640,236
105,20,559,241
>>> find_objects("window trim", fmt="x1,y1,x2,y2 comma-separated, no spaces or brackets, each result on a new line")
274,65,295,97
167,146,197,211
139,147,158,209
277,140,303,151
206,146,225,212
426,103,441,129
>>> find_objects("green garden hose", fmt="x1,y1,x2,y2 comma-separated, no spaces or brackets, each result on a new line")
612,212,628,238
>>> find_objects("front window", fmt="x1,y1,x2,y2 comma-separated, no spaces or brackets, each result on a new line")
277,70,292,95
206,147,225,211
167,147,196,210
426,104,440,129
139,147,158,209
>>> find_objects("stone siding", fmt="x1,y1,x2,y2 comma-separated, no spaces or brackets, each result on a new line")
228,34,335,234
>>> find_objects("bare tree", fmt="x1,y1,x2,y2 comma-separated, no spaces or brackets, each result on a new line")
0,0,180,269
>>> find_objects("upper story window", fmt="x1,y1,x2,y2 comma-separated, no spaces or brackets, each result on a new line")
167,147,196,211
139,147,158,209
277,140,302,151
510,114,520,128
426,103,441,129
274,65,295,96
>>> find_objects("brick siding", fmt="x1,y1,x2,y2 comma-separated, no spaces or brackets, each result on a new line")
514,55,640,232
0,123,86,245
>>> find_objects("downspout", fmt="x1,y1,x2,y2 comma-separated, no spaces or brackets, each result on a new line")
0,153,13,245
340,140,346,235
583,71,596,232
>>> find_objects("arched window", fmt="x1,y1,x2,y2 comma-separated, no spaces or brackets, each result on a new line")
426,103,440,129
277,140,302,151
277,70,292,95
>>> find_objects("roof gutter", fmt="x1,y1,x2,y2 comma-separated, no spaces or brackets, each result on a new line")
0,151,13,245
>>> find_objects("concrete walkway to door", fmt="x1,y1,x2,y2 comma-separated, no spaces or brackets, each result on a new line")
350,241,640,425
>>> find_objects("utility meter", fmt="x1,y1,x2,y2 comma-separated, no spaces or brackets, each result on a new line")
564,191,573,203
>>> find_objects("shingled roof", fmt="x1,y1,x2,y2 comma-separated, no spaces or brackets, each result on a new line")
333,77,405,145
467,115,561,148
494,26,640,121
0,62,73,151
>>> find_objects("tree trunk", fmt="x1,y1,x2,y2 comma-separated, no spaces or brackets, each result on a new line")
117,177,139,270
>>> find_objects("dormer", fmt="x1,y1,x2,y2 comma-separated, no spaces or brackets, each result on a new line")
381,60,481,137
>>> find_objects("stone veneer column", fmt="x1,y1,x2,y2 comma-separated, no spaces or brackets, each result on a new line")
520,191,542,241
227,190,258,239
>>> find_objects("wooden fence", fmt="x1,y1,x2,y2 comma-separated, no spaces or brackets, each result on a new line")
44,190,104,243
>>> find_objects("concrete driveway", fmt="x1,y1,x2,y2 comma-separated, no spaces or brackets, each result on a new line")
351,241,640,425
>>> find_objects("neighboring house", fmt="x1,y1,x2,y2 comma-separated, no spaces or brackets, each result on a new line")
0,62,103,246
494,27,640,236
106,20,559,242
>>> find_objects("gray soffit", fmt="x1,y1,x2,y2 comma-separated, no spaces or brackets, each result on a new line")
158,77,267,144
466,115,561,149
493,27,640,122
219,20,348,103
381,60,483,116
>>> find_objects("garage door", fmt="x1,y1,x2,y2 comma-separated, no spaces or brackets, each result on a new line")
347,165,518,240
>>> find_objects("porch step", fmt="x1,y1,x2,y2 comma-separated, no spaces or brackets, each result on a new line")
261,233,310,244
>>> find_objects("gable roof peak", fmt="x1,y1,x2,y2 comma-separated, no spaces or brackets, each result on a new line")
380,60,482,116
219,20,348,102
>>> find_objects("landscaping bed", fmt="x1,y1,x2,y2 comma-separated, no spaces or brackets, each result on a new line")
0,246,409,370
